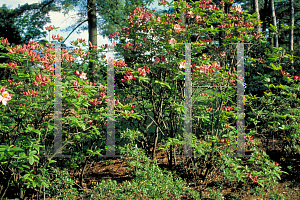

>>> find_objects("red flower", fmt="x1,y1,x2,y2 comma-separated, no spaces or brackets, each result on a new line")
275,162,279,166
1,38,10,45
248,173,258,183
74,70,80,75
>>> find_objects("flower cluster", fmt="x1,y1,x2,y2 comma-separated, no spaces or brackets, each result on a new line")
231,5,243,14
294,76,300,81
88,41,98,50
186,10,195,18
248,173,258,184
137,66,150,76
154,57,160,65
109,32,118,38
173,24,186,34
34,74,51,86
23,89,38,97
122,70,136,82
3,62,17,69
0,86,12,106
168,38,177,44
258,57,266,63
0,38,10,46
74,70,87,80
45,25,55,31
219,138,230,143
179,61,192,69
158,0,168,6
204,106,212,112
218,22,231,29
70,38,86,46
199,93,213,98
72,81,81,91
281,70,291,77
7,79,23,86
122,42,133,50
222,106,234,111
114,60,127,67
89,98,102,106
52,34,64,42
253,32,263,39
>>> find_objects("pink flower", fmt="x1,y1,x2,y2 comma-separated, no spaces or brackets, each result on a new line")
45,25,55,31
0,86,12,106
1,38,10,46
248,173,258,183
186,10,195,18
8,62,17,69
179,61,185,69
154,57,160,65
168,38,177,44
80,71,87,79
174,24,182,33
275,162,279,166
138,68,147,76
231,5,243,13
74,70,80,75
195,15,202,23
179,61,192,69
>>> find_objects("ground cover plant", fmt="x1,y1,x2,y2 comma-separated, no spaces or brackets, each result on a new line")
0,0,299,199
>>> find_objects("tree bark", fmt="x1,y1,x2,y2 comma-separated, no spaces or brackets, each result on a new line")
270,0,278,48
87,0,97,83
289,0,294,69
255,0,261,33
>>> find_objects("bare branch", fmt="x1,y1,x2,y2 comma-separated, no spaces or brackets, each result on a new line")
62,19,88,43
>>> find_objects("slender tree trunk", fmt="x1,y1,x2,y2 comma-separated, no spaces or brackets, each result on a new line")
87,0,97,83
255,0,261,33
290,0,294,69
263,0,268,33
270,0,278,48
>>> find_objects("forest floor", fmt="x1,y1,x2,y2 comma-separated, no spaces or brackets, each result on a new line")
39,137,300,200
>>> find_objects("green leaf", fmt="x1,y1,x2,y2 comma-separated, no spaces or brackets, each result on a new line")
22,165,30,169
154,80,171,89
10,147,24,152
29,156,34,165
0,152,5,160
32,129,41,134
29,150,37,155
48,159,57,164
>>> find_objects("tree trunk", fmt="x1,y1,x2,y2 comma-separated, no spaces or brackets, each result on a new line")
289,0,294,69
255,0,261,33
87,0,97,83
270,0,278,48
263,0,268,33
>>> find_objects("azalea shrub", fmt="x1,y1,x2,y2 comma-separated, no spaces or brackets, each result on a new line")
0,35,144,198
109,0,291,194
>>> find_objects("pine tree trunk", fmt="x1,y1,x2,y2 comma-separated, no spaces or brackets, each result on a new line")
290,0,294,69
255,0,261,33
87,0,97,83
270,0,278,48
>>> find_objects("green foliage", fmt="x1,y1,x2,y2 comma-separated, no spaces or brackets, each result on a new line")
45,167,79,199
82,145,201,199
